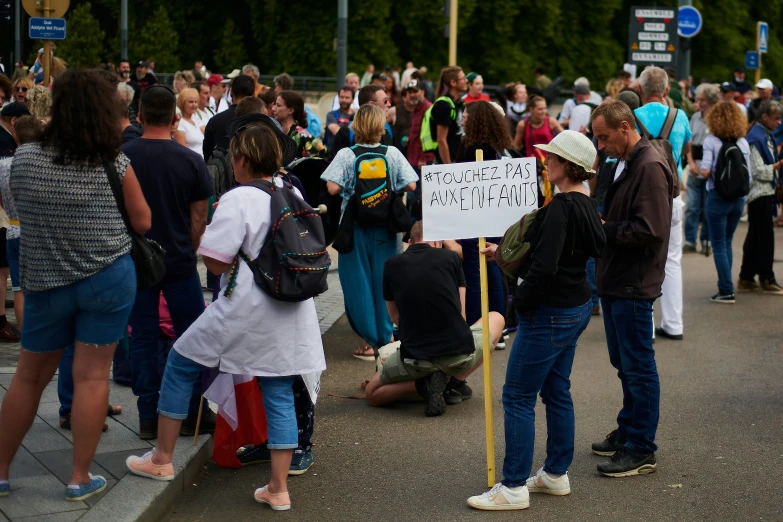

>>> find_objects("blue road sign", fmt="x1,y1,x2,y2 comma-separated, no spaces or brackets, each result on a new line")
758,22,769,53
29,17,66,40
746,51,760,70
677,6,702,38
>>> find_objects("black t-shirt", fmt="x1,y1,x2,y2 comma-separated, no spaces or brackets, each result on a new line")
203,105,237,162
131,72,157,92
430,96,464,163
383,244,474,360
0,127,16,158
126,79,142,115
122,139,214,280
122,125,142,143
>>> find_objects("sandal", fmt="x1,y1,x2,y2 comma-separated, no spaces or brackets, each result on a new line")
352,344,375,361
59,416,109,432
107,405,122,416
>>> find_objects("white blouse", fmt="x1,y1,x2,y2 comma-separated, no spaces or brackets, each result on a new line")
173,180,326,387
177,117,205,157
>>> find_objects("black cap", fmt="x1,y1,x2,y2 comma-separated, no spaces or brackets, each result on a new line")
615,90,641,111
0,102,31,118
227,113,299,167
734,66,745,74
720,81,737,93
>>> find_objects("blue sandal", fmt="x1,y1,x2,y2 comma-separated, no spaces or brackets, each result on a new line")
65,474,107,502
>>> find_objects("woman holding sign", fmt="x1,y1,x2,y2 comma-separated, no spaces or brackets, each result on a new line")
321,105,418,359
468,131,605,511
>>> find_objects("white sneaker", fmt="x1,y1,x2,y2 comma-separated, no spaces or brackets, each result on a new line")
467,483,529,511
525,467,571,495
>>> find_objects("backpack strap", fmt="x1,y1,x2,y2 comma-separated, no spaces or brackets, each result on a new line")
659,105,677,141
348,127,354,146
634,114,653,140
242,178,277,195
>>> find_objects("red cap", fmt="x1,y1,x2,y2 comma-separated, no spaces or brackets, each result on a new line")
207,74,227,87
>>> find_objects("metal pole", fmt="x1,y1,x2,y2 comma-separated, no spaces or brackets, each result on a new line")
121,0,128,60
336,0,347,91
14,0,20,64
676,0,690,82
448,0,457,66
42,0,51,86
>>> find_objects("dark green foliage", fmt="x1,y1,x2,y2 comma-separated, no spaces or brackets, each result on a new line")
47,0,783,86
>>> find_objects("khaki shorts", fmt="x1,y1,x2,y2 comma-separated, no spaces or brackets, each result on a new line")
379,325,486,385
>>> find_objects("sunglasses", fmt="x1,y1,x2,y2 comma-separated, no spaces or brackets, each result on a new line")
15,87,28,93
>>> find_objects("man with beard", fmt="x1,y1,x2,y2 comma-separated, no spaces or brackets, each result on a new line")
132,60,157,92
118,59,142,120
324,86,355,148
392,81,433,169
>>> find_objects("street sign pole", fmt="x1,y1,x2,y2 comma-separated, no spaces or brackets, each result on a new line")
120,0,127,61
14,0,20,64
676,0,691,82
336,0,347,91
756,21,766,84
448,0,457,66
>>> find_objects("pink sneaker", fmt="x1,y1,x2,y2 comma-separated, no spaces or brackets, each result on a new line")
254,485,291,511
126,451,175,481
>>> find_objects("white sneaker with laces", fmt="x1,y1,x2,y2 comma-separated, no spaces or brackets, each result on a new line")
526,467,571,495
467,482,529,511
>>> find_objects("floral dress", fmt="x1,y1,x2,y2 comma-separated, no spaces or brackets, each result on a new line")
288,126,327,159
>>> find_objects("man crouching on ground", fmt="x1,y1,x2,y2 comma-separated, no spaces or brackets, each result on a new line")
364,221,504,416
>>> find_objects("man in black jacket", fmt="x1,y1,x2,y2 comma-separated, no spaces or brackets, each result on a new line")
589,100,675,478
202,74,256,162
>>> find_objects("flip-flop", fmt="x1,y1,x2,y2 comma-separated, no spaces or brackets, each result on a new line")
352,345,375,361
107,405,122,416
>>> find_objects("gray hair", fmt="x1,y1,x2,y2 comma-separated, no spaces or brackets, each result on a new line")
758,100,783,120
695,83,721,105
639,66,668,97
117,82,135,107
242,63,260,77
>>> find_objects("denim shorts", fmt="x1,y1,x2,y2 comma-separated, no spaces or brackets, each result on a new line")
6,238,20,292
22,254,136,353
159,349,299,449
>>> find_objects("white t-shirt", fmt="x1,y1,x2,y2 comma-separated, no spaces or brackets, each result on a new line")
175,181,326,379
568,104,593,134
735,101,748,116
613,160,626,182
559,98,576,123
177,117,204,157
330,91,360,111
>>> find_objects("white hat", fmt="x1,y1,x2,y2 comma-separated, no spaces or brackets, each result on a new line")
534,130,597,173
756,78,774,90
226,69,242,79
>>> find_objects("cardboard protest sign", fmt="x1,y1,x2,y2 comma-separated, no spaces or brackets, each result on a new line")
421,157,539,241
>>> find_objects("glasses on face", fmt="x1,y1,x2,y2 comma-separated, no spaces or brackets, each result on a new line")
383,98,391,106
15,87,28,93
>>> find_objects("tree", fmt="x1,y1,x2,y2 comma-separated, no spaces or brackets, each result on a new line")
130,5,180,73
51,2,106,67
214,18,248,72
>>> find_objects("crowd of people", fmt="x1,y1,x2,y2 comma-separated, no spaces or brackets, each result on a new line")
0,53,780,515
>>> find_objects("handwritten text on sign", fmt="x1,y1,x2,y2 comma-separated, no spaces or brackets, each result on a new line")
421,157,538,241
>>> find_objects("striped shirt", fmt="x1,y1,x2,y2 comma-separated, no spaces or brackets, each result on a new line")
10,143,132,292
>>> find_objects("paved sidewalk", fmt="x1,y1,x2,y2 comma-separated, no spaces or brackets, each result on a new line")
0,268,346,521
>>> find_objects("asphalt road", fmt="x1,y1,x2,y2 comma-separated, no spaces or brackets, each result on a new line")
165,222,783,522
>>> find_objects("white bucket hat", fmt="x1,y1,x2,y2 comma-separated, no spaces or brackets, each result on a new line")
756,78,773,90
534,130,597,173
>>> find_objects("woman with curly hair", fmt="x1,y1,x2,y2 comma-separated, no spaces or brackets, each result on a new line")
27,85,52,122
455,101,512,346
0,68,151,501
12,78,33,106
700,100,752,303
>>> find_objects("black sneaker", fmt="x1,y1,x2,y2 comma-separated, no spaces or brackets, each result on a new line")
237,444,272,466
423,371,447,417
710,292,735,304
597,446,657,477
444,378,473,405
591,429,626,456
654,327,683,341
139,418,158,440
179,407,216,436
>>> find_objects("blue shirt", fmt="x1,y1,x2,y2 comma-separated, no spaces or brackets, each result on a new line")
634,103,692,178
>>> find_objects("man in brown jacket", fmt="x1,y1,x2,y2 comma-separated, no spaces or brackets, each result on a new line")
588,100,675,478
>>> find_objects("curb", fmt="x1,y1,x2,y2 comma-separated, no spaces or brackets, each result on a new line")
79,434,213,522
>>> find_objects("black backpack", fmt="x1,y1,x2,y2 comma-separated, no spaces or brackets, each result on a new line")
351,144,393,226
241,178,331,302
712,139,750,200
206,146,235,201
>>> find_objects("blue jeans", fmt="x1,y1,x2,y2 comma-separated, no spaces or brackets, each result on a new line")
501,301,592,487
705,190,745,295
601,297,659,453
585,257,599,307
684,175,709,244
130,272,205,420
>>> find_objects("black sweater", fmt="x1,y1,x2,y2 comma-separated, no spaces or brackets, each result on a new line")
514,192,606,313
